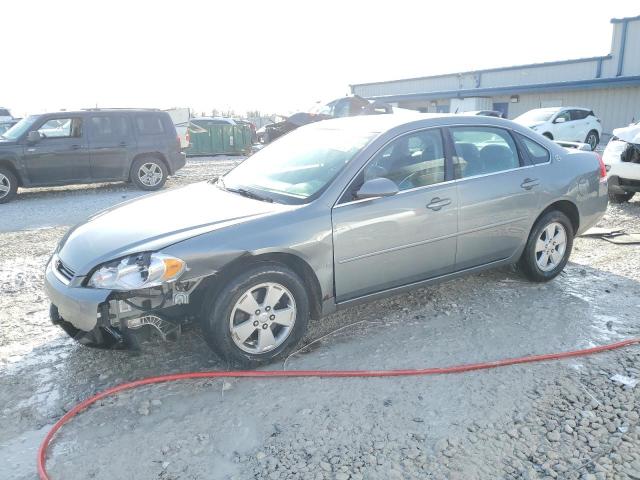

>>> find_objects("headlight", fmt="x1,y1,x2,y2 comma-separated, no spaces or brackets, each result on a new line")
88,253,186,290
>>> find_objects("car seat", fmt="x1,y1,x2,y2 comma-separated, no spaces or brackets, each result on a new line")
479,144,516,173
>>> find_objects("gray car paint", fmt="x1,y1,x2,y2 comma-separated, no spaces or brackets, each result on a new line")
45,114,608,333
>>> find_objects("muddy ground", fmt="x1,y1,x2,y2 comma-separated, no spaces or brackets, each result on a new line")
1,156,640,480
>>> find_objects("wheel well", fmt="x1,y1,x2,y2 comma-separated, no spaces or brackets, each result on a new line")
200,253,324,321
0,161,22,186
587,129,599,138
131,153,170,175
539,200,579,233
542,132,553,140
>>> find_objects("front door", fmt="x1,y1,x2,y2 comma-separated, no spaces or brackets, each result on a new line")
24,116,90,185
332,128,458,301
552,110,574,141
449,126,540,269
87,114,134,180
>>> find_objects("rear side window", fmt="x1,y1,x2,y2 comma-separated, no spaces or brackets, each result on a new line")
89,116,129,140
450,127,520,178
517,134,550,165
570,110,589,121
135,115,165,135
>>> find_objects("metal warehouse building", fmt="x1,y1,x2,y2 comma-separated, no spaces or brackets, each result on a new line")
351,15,640,137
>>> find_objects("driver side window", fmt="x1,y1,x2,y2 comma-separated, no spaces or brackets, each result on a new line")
362,129,445,192
555,110,571,123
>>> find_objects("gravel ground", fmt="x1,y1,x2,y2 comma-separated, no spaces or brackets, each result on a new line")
1,156,640,479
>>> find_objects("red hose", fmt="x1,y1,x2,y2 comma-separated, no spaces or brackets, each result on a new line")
38,337,640,480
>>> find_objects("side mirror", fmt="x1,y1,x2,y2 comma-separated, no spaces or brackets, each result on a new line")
355,177,399,200
27,131,41,143
554,117,566,124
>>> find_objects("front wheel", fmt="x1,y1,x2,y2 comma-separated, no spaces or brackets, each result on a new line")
585,130,599,151
518,211,574,282
0,167,18,204
201,264,310,367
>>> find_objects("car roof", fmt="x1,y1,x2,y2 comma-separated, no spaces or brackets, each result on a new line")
305,112,445,133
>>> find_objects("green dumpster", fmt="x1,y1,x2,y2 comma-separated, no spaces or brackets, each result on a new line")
186,119,252,156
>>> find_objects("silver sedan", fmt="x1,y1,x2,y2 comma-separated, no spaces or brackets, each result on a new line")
45,113,608,366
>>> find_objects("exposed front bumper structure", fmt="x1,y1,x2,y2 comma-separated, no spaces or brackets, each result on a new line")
45,256,199,349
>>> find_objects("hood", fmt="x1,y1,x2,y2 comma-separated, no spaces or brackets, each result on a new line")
58,182,292,275
612,123,640,144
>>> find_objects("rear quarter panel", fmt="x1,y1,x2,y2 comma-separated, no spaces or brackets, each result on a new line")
537,146,607,235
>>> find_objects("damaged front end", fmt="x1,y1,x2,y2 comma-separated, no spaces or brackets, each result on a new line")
49,278,204,349
45,250,209,350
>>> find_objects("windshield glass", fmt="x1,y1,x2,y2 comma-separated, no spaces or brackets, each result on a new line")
515,110,556,123
222,126,377,203
1,115,38,140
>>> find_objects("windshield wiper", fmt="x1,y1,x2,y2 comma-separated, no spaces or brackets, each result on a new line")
225,186,273,203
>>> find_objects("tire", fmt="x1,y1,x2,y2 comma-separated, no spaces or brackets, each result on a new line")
0,167,18,204
518,210,574,282
585,130,599,151
542,132,553,140
130,156,168,191
608,191,635,203
201,263,310,367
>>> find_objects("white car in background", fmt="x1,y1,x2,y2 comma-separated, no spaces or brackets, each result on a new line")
514,107,602,151
602,122,640,203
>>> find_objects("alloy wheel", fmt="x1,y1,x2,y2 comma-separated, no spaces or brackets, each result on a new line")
587,133,597,151
229,282,296,354
535,222,567,272
138,163,163,187
0,173,10,200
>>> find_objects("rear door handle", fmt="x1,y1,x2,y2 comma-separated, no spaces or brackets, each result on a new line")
426,197,451,211
521,178,539,190
119,142,128,147
71,144,82,150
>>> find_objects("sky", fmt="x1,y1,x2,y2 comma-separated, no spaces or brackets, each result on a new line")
2,0,639,118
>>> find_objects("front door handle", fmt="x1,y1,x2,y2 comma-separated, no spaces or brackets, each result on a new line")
426,197,451,211
520,178,539,190
71,144,82,150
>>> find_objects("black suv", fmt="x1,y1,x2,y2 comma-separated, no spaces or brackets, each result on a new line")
0,109,186,203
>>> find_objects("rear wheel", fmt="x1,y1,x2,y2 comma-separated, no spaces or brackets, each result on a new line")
130,156,167,191
201,263,310,367
518,211,574,282
0,167,18,204
585,130,599,151
608,191,635,203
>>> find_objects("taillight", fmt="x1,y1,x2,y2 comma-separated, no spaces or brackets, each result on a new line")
596,153,607,180
185,130,190,145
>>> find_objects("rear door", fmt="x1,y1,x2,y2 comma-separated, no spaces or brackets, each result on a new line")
88,114,135,180
23,116,90,185
332,128,458,301
569,109,589,142
450,126,540,270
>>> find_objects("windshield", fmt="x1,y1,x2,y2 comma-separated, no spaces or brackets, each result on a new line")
515,110,556,123
221,126,377,203
1,115,38,140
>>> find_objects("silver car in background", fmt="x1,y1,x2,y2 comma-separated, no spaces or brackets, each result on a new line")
45,114,608,366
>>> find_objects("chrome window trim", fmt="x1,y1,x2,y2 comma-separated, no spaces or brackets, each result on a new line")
332,122,551,209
